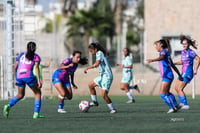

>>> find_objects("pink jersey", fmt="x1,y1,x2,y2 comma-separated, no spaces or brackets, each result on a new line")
16,52,41,78
58,58,78,82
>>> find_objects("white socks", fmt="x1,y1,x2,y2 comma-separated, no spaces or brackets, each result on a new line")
126,91,134,100
91,95,97,102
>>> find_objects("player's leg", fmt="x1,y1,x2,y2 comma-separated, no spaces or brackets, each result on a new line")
159,82,176,113
177,81,189,109
89,79,99,106
121,82,135,103
3,87,25,118
30,83,44,119
102,90,116,113
54,82,67,113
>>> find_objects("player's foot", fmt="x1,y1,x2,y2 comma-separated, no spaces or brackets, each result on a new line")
167,108,176,113
110,109,117,114
3,104,10,118
180,105,190,110
89,101,99,107
134,85,140,93
126,99,135,103
175,104,182,111
58,109,67,113
33,112,44,119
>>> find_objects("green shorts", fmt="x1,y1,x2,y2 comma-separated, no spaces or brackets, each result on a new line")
94,74,113,92
121,72,132,84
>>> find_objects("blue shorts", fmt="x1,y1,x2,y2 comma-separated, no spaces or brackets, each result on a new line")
162,74,174,83
178,73,193,83
52,70,71,87
16,77,37,88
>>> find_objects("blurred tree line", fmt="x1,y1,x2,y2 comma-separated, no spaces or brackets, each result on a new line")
42,0,144,64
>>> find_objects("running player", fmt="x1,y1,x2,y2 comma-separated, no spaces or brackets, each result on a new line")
174,35,200,110
116,48,140,103
84,42,116,114
147,39,183,113
52,51,87,113
3,41,44,119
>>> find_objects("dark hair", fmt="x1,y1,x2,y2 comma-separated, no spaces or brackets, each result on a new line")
72,51,88,65
180,35,197,49
26,41,36,60
88,42,109,56
155,39,171,53
124,48,130,56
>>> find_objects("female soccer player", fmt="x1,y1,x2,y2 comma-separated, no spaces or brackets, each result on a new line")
116,48,140,103
33,58,51,87
84,42,116,114
174,35,200,110
147,39,183,113
3,41,44,119
52,51,87,113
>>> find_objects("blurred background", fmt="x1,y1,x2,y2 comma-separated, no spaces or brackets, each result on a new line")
0,0,199,100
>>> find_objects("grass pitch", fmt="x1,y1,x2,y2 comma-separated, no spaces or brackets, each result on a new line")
0,95,200,133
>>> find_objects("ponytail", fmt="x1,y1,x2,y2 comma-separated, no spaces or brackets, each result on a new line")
156,39,171,53
88,42,109,56
26,41,36,61
180,35,197,49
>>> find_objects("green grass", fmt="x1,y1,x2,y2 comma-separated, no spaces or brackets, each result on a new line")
0,95,200,133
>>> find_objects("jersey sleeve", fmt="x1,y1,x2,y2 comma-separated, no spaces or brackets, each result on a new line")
16,52,24,62
96,51,103,61
62,58,71,65
126,56,132,66
34,54,41,62
190,50,197,59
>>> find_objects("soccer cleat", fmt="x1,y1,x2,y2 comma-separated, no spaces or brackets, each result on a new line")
175,104,182,111
134,85,140,93
180,105,190,110
126,99,136,103
3,104,10,118
58,109,67,113
89,101,99,107
33,112,44,119
110,109,117,114
167,108,176,113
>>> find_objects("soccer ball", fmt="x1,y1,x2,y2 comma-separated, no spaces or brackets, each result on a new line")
79,100,90,112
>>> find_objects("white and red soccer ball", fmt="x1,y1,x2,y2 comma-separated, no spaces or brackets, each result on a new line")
79,100,90,112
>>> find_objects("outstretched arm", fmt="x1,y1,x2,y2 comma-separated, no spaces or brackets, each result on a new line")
146,55,164,63
84,60,100,73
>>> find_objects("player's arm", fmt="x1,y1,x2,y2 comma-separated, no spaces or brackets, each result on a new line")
174,61,182,65
35,62,41,88
146,55,164,63
194,55,200,75
170,59,183,81
13,61,18,84
70,73,77,89
84,60,100,73
58,63,73,69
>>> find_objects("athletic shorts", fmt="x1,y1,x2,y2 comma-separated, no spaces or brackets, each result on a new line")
121,71,133,84
178,73,193,83
52,70,71,87
94,74,113,92
162,72,174,83
16,77,37,88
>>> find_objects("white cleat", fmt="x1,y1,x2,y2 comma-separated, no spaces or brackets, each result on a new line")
126,99,136,103
110,109,117,114
180,105,190,110
167,108,175,113
58,109,67,113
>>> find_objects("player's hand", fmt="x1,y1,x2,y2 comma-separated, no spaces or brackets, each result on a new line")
72,84,78,89
178,76,183,81
146,59,152,63
84,68,88,74
194,70,197,75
